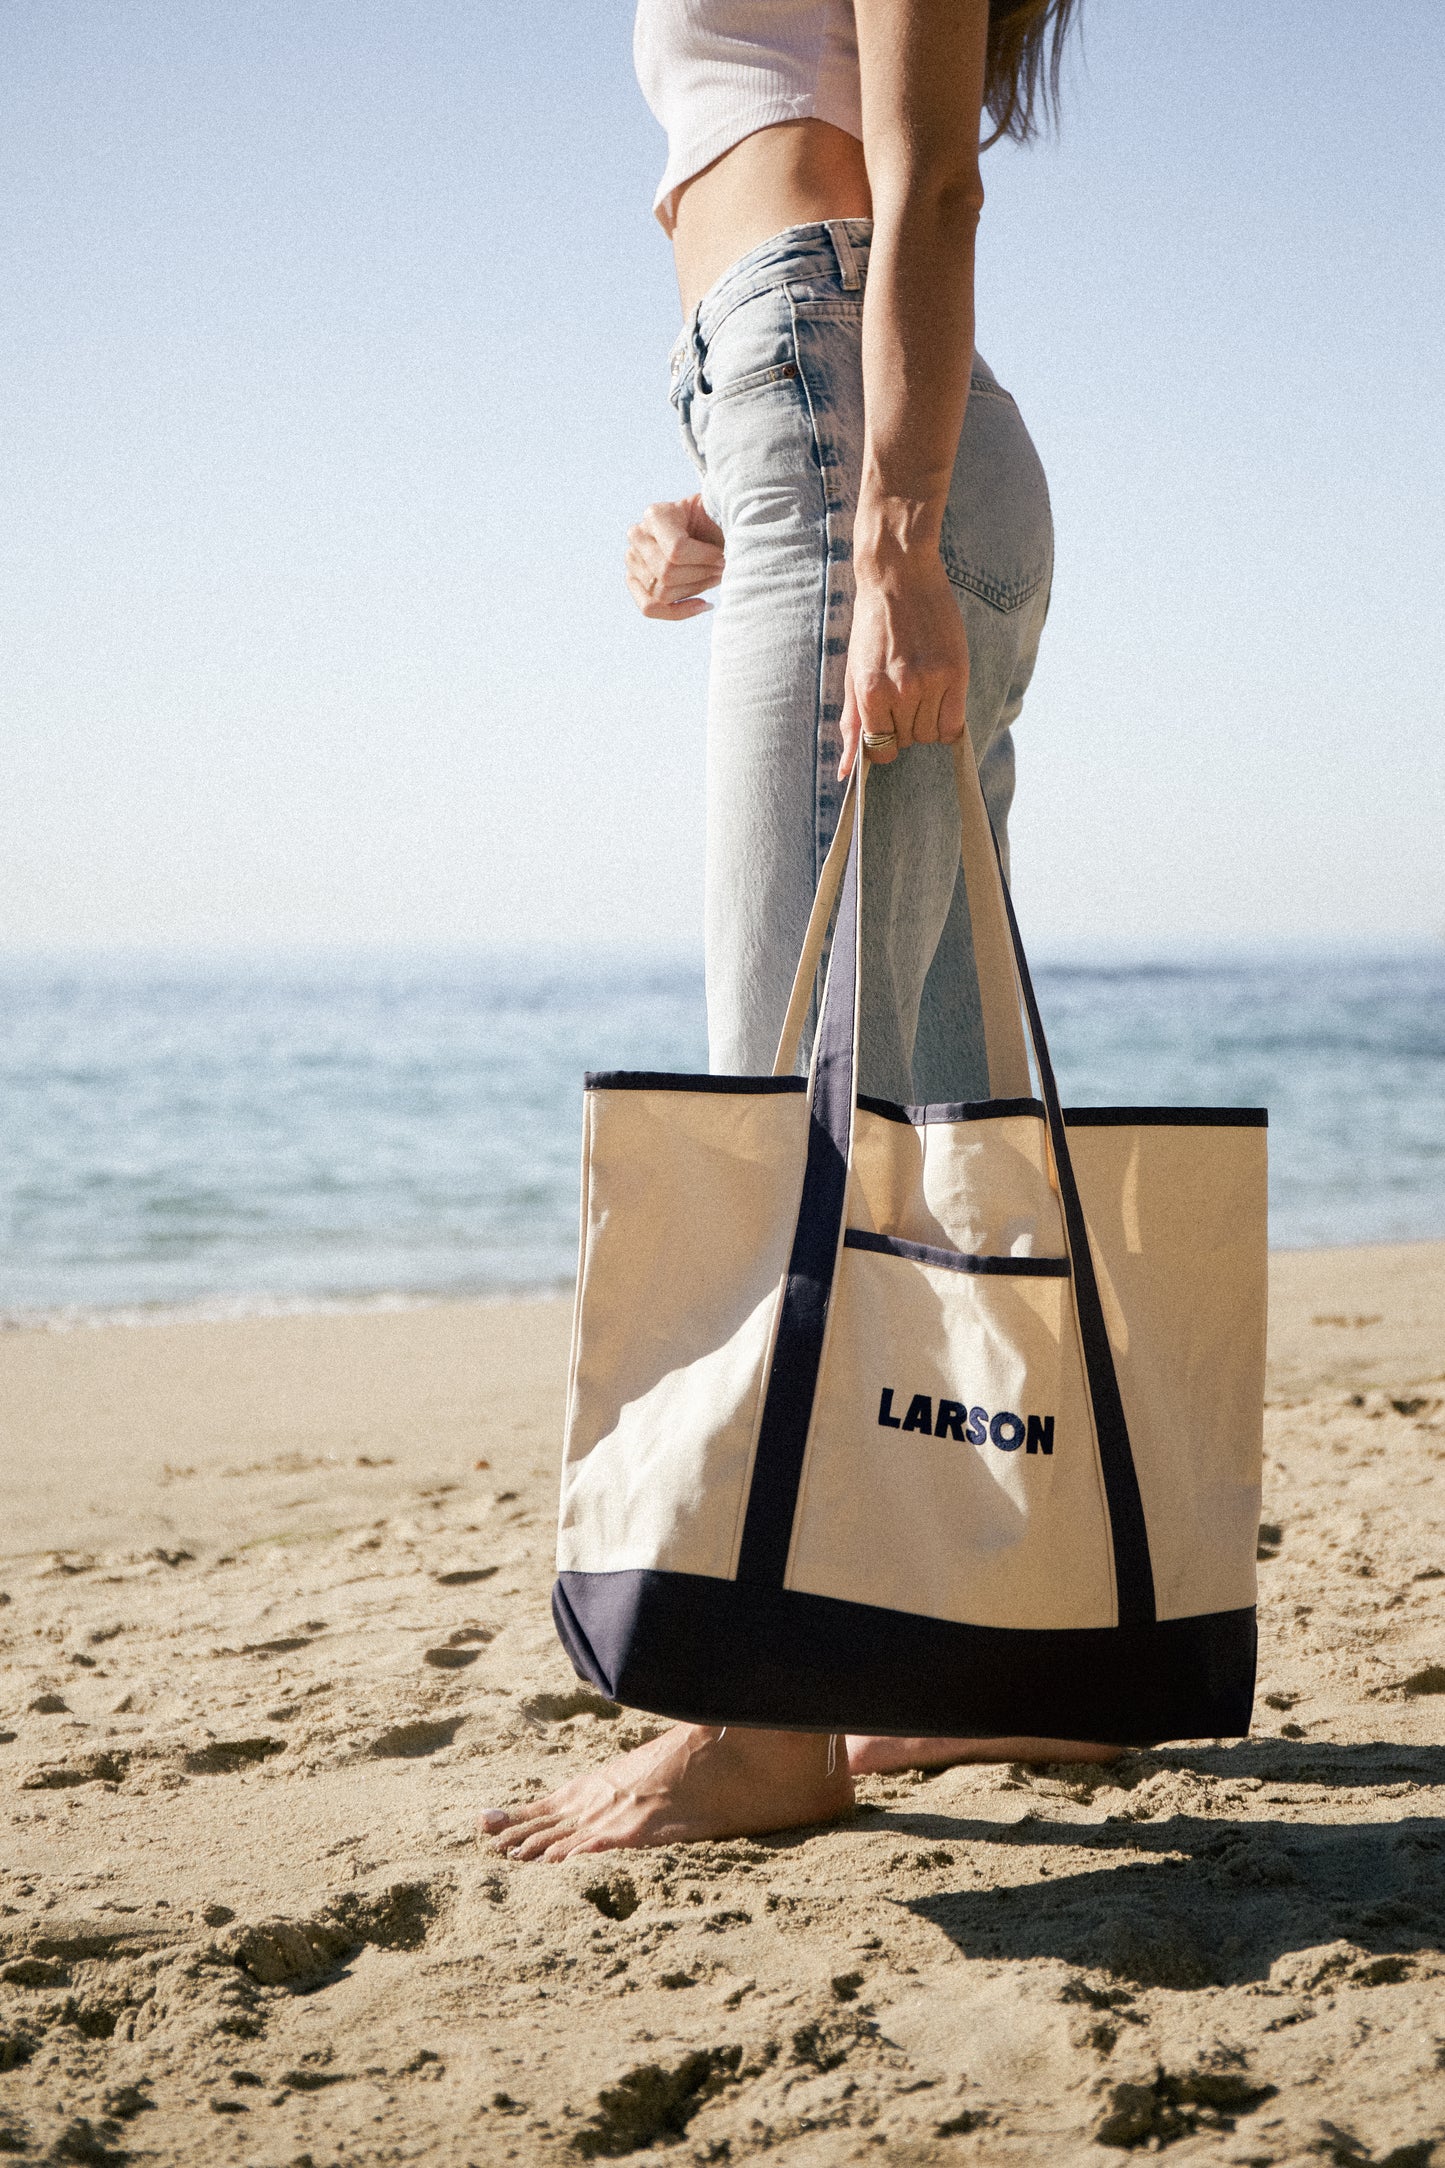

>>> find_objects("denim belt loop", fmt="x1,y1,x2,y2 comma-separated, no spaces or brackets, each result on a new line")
824,220,862,291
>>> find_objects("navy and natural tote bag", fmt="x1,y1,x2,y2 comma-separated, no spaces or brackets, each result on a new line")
552,733,1267,1743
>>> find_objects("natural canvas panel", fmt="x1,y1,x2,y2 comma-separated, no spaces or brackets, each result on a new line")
1069,1120,1267,1619
558,1085,806,1577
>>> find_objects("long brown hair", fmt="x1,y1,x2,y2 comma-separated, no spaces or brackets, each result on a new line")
984,0,1081,146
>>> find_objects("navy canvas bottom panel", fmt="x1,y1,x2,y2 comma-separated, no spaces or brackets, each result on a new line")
553,1571,1255,1746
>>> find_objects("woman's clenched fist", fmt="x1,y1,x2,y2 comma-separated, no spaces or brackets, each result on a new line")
625,494,725,619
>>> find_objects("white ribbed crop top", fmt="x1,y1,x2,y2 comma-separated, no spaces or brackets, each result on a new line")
634,0,862,231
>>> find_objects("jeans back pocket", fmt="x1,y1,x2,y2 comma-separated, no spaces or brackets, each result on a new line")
941,384,1054,614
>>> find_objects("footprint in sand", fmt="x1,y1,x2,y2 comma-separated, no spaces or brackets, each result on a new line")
423,1626,495,1668
369,1718,463,1758
183,1738,286,1776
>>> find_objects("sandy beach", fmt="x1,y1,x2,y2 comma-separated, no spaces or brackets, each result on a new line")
2,1244,1442,2166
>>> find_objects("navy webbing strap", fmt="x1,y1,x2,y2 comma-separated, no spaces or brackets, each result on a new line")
735,766,863,1585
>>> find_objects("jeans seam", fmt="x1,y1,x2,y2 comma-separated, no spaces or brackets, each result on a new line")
787,293,855,952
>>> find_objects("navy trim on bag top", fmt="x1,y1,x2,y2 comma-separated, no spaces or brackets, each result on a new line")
856,1091,1046,1125
843,1229,1070,1277
1062,1105,1267,1128
586,1071,807,1095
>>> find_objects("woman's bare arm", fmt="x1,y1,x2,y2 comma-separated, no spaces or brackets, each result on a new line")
843,0,990,770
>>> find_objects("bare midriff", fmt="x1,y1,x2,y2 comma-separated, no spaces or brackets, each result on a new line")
669,118,872,319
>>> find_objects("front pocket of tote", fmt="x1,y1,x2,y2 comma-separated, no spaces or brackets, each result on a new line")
786,1245,1117,1630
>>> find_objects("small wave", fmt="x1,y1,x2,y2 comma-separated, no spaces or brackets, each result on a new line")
0,1281,572,1334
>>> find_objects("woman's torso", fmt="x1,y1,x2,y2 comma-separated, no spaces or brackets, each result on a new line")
635,0,872,317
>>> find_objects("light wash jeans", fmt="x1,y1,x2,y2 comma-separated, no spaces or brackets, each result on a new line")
670,219,1054,1104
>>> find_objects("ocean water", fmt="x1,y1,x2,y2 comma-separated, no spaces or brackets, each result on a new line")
2,950,1442,1321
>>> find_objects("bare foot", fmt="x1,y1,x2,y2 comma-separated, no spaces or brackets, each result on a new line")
845,1734,1123,1776
477,1724,853,1862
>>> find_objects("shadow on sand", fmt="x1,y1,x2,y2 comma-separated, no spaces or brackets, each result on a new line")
854,1742,1445,1988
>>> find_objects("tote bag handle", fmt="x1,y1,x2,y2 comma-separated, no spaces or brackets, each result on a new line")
737,727,1157,1627
772,741,1034,1101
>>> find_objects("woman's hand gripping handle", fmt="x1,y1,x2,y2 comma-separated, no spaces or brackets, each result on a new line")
839,542,970,774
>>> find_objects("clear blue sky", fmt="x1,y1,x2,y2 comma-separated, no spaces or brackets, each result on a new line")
3,1,1442,955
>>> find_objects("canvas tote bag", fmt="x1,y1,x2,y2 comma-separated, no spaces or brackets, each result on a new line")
553,734,1267,1744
